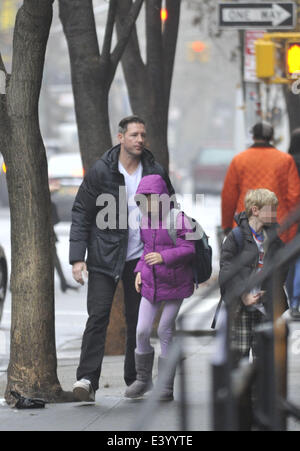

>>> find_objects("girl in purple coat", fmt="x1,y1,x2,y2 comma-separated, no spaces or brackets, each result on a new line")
124,175,196,401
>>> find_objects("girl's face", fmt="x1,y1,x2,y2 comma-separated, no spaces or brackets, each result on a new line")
146,194,160,215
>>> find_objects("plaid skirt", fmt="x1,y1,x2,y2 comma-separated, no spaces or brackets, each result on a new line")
231,307,265,360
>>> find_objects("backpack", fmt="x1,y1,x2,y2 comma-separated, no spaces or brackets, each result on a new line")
167,209,212,288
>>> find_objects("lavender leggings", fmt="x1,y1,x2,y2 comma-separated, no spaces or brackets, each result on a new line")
136,296,183,357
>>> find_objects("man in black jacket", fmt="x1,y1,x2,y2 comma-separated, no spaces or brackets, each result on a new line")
70,115,175,401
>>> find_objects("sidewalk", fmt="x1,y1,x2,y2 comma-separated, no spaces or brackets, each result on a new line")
1,291,300,431
0,336,214,432
0,288,216,432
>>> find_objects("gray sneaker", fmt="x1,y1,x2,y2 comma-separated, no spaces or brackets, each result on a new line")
73,378,95,402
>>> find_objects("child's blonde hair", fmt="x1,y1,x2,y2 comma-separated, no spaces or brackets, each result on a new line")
245,188,278,218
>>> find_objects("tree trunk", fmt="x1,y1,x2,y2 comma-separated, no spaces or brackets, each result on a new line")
59,0,144,169
116,0,181,170
0,0,70,404
58,0,112,170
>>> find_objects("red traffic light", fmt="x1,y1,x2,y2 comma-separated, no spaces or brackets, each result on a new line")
161,8,168,22
191,41,206,53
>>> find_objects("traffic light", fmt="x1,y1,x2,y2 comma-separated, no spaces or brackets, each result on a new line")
191,41,206,53
286,42,300,79
187,41,210,62
254,33,300,84
160,8,168,23
255,40,276,79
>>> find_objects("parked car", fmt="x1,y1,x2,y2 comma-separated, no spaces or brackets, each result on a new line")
192,147,236,196
48,152,84,222
0,244,8,324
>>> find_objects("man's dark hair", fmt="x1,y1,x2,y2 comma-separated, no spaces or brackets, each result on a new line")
252,122,274,142
118,115,145,134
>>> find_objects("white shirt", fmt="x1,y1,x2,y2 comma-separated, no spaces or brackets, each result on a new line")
118,160,144,261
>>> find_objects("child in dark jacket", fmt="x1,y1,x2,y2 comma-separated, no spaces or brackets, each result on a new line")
219,188,288,363
124,174,196,400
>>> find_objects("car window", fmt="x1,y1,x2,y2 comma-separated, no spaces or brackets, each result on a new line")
197,149,235,166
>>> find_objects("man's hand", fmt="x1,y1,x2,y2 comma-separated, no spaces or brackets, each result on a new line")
135,272,142,293
72,262,88,286
242,291,265,307
145,252,163,266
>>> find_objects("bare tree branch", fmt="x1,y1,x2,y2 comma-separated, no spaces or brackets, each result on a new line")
101,0,118,61
111,0,144,71
145,0,166,130
163,0,181,110
146,0,163,68
59,0,101,63
116,0,181,168
59,0,144,168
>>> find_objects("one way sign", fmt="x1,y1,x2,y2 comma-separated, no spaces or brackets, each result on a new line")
218,3,296,30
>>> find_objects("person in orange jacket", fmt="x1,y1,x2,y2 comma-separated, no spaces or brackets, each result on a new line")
221,122,300,243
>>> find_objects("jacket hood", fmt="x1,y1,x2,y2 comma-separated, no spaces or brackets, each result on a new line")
136,174,169,196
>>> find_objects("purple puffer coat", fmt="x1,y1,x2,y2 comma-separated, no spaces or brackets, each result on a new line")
134,175,196,303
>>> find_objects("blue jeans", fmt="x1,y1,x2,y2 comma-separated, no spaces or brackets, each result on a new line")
286,258,300,309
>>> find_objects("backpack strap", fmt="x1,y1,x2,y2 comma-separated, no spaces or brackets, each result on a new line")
211,297,223,330
232,226,244,253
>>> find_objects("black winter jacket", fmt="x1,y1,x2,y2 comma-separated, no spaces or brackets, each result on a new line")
219,212,288,316
69,145,175,282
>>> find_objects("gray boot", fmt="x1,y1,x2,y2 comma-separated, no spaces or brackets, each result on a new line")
124,349,154,399
157,356,176,401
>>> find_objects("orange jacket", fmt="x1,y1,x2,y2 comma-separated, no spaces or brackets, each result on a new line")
221,145,300,242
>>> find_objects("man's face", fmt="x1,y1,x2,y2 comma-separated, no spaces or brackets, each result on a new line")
118,122,146,158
